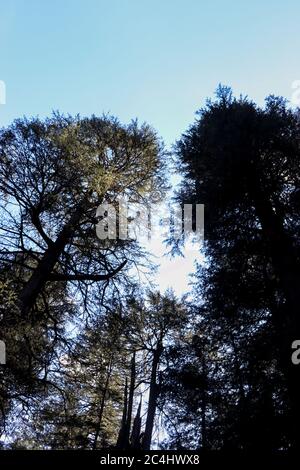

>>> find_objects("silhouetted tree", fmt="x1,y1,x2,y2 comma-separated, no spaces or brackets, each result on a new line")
173,86,300,449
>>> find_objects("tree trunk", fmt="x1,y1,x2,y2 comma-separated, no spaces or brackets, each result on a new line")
92,358,113,450
142,343,162,450
116,378,128,449
19,197,89,315
200,355,208,450
124,352,136,447
131,397,142,449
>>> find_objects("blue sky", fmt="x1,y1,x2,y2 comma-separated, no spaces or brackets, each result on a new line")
1,0,299,293
1,0,300,143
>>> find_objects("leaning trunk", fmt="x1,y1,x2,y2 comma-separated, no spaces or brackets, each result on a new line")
19,196,89,315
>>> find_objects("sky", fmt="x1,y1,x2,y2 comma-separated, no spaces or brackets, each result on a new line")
1,0,300,294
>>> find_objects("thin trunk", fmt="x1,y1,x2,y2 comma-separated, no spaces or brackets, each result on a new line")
142,343,162,450
92,358,113,450
124,352,136,447
200,355,208,450
131,397,142,449
116,378,128,449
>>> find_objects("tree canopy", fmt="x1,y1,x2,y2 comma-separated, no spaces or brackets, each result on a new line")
1,90,300,454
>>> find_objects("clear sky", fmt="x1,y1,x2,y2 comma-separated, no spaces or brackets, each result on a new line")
1,0,300,141
1,0,299,294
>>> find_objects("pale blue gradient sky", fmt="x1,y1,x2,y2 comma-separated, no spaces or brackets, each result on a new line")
0,0,299,293
1,0,300,141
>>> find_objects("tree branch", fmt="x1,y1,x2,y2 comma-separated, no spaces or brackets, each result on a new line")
49,260,127,282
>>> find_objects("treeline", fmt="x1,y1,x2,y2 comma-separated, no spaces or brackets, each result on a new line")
0,87,299,451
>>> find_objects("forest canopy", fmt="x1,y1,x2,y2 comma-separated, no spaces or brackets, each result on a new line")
0,89,300,452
